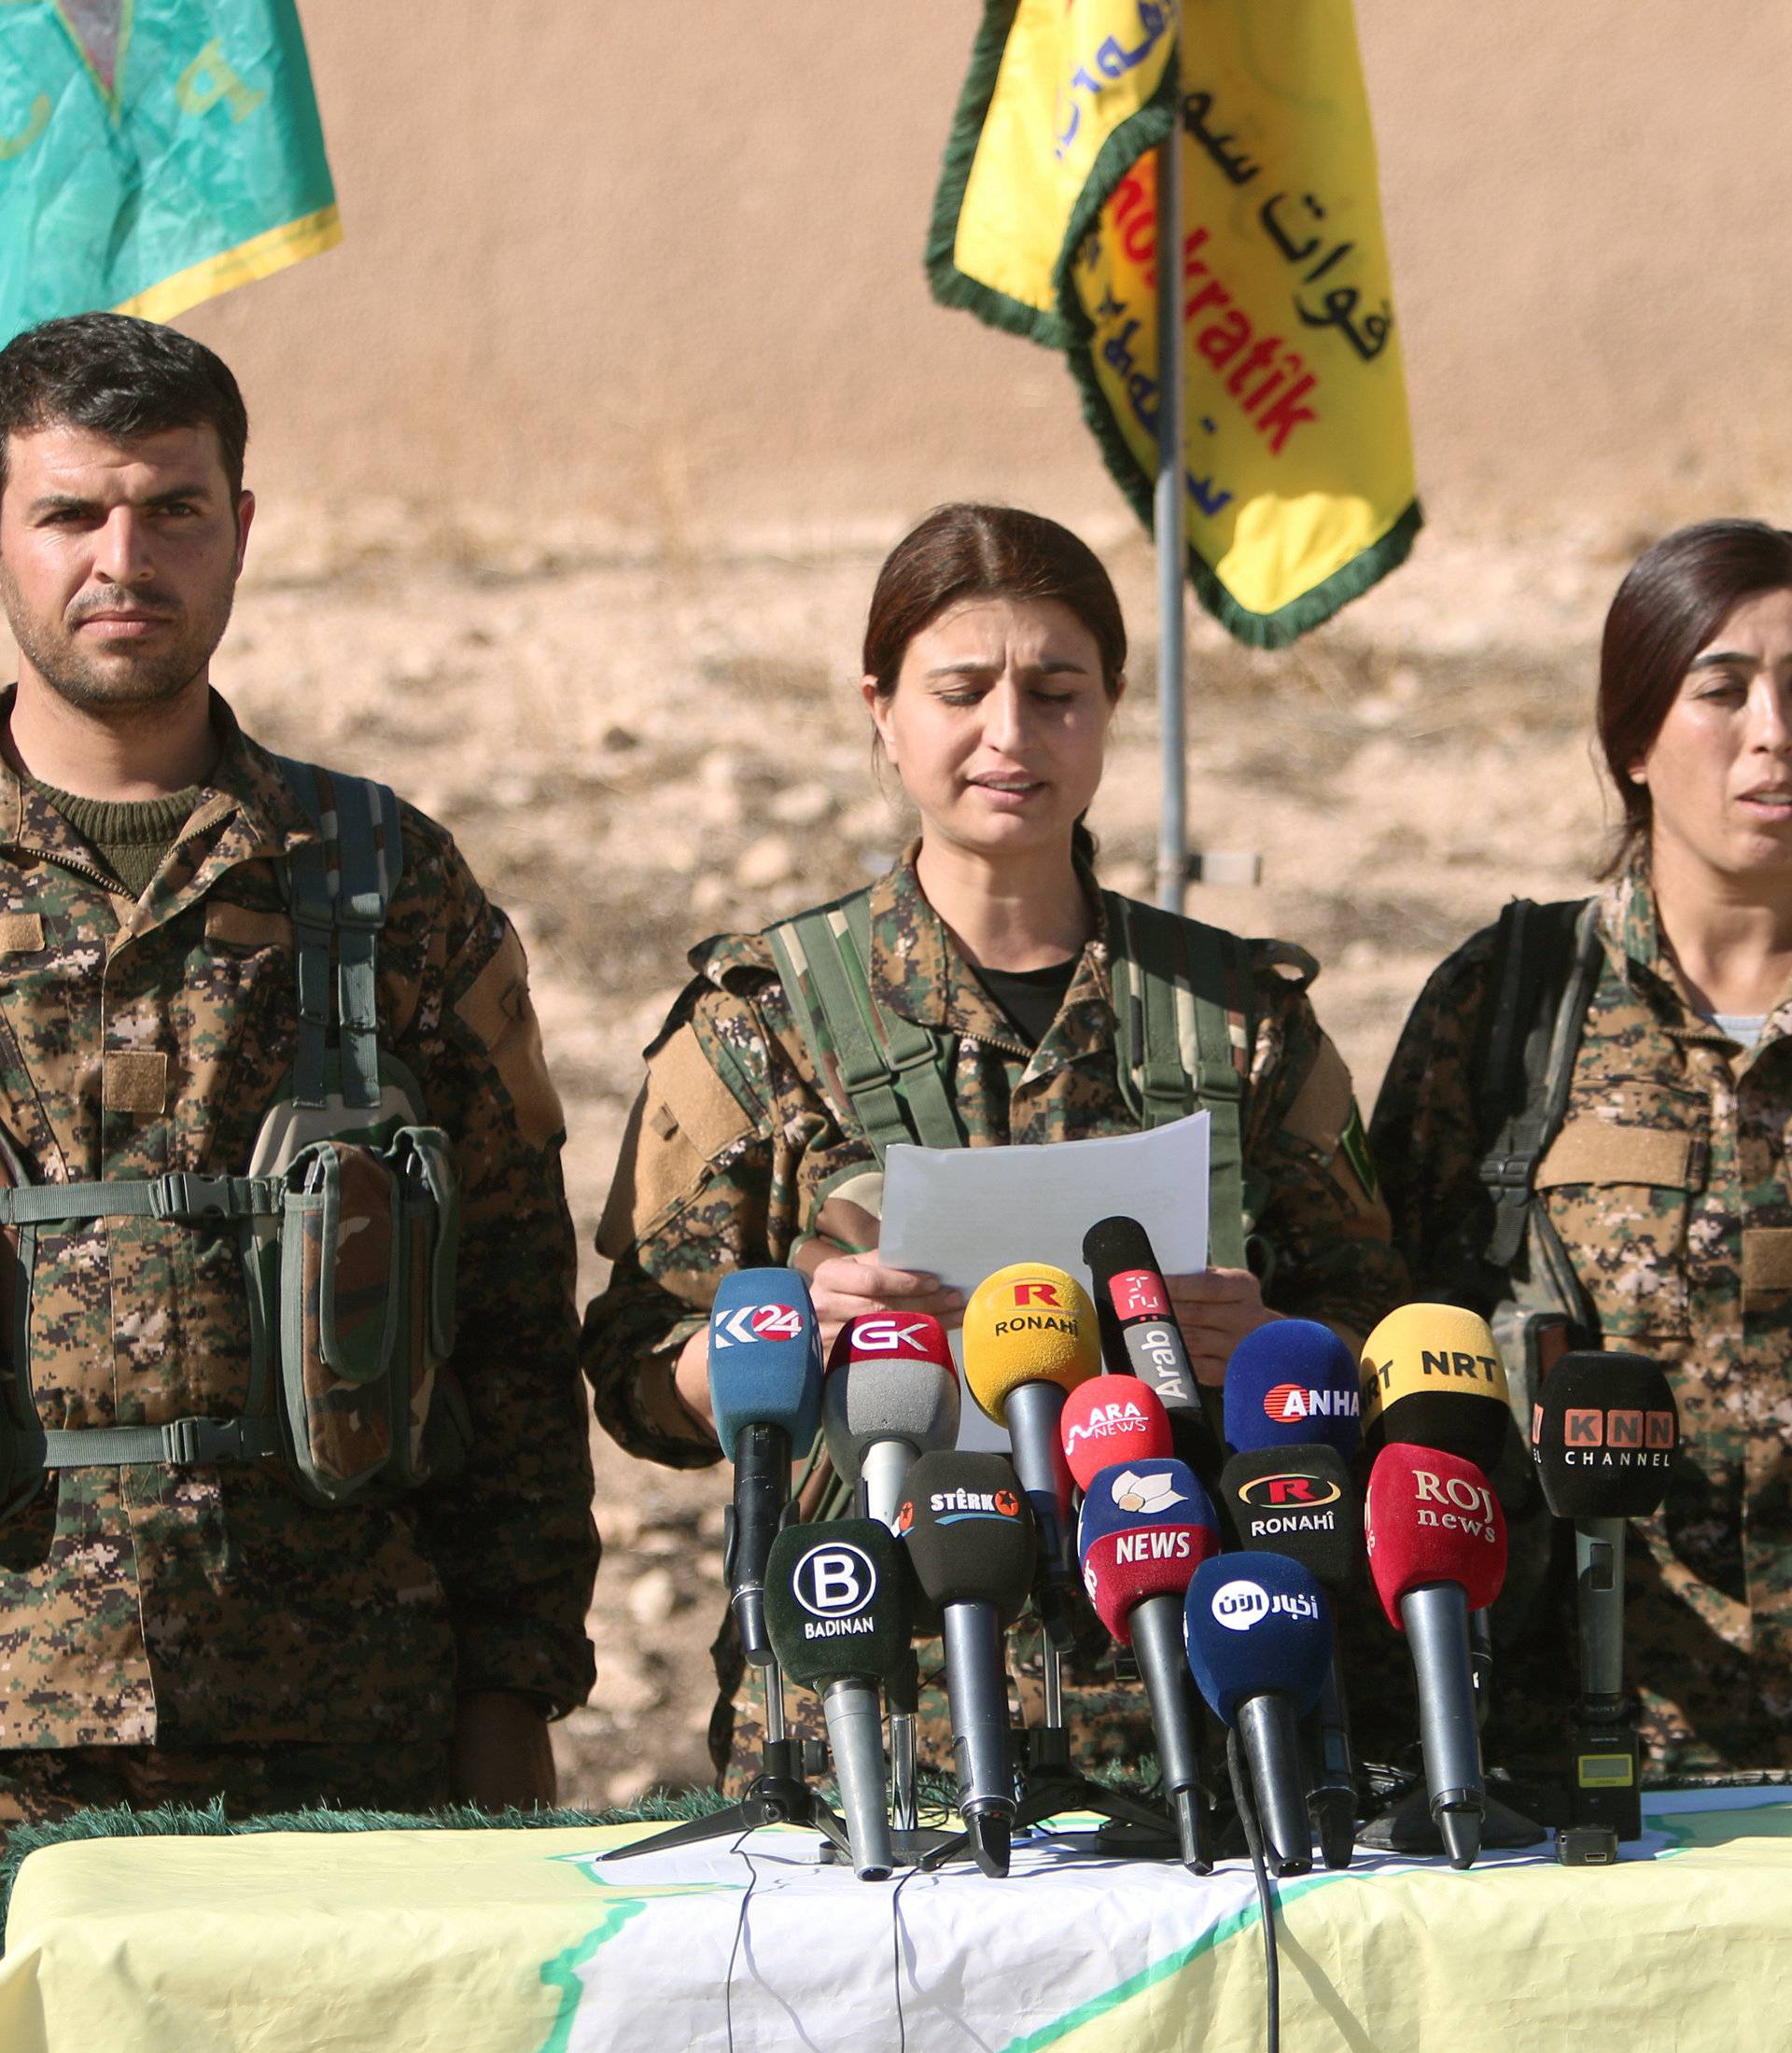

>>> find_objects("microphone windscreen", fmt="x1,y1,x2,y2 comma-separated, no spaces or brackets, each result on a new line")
1223,1320,1362,1456
1221,1444,1360,1592
1533,1350,1679,1520
1059,1375,1174,1491
1183,1552,1332,1725
708,1267,822,1459
1359,1303,1510,1472
1082,1215,1170,1320
765,1518,913,1689
1076,1458,1220,1642
821,1313,959,1482
898,1449,1035,1621
1364,1442,1507,1629
961,1262,1101,1424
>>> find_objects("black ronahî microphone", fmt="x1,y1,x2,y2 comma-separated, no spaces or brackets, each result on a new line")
1083,1215,1225,1487
1220,1443,1362,1867
898,1449,1035,1877
765,1519,913,1879
1533,1349,1680,1841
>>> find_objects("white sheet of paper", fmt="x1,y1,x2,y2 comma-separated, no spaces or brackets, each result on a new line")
878,1111,1211,1450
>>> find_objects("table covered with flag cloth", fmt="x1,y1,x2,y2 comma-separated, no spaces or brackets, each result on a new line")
0,1789,1788,2051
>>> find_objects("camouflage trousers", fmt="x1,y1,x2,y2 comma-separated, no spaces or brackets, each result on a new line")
0,1739,454,1848
710,1604,1161,1798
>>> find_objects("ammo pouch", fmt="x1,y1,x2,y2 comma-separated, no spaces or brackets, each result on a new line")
0,1126,466,1514
270,1124,466,1505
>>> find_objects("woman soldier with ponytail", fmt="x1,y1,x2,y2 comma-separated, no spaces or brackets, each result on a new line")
583,502,1401,1788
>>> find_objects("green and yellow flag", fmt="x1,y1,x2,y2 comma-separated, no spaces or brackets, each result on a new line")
928,0,1419,648
0,1,338,342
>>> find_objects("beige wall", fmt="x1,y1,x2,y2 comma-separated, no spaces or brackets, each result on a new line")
183,3,1792,549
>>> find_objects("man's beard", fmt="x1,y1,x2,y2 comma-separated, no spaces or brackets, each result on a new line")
0,567,233,713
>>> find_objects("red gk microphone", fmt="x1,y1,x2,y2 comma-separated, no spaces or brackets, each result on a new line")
1365,1442,1506,1868
822,1312,960,1529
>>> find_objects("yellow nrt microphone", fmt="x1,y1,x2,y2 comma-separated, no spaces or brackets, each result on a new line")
961,1263,1101,1643
962,1262,1102,1424
1359,1303,1511,1473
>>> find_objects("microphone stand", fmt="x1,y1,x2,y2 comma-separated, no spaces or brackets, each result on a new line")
606,1653,857,1864
920,1637,1183,1871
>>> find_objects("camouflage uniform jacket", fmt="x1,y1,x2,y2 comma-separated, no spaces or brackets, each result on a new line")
585,844,1400,1469
0,691,598,1750
1372,852,1792,1770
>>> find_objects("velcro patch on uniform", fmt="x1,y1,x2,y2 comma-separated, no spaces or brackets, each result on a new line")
104,1050,169,1114
651,1026,756,1163
455,922,566,1152
0,914,42,952
1536,1120,1694,1190
1280,1032,1354,1153
1743,1229,1792,1307
204,901,292,950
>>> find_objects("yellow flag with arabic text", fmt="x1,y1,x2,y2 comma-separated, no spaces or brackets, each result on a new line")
927,0,1419,648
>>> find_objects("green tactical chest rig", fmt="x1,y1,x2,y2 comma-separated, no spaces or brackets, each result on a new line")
0,758,464,1515
764,885,1261,1268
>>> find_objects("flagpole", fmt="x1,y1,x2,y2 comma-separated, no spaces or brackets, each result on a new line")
1154,35,1187,915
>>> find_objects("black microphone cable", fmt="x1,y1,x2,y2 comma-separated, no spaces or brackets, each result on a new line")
1226,1726,1281,2053
889,1858,925,2053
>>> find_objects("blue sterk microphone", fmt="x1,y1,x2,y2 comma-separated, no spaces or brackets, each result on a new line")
709,1268,822,1663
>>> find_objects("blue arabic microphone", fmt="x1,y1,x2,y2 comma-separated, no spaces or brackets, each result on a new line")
1184,1551,1332,1875
708,1267,822,1663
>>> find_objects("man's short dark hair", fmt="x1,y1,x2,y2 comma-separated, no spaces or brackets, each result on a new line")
0,311,248,502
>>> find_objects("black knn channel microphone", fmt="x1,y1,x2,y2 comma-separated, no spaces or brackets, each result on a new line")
766,1519,913,1879
1533,1350,1679,1844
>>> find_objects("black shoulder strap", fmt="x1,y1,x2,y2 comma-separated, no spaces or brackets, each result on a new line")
272,756,405,1112
1477,897,1601,1268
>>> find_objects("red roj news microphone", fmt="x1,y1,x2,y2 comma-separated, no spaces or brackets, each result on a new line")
1365,1442,1506,1868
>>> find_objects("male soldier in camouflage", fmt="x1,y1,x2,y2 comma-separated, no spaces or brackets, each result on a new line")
582,504,1401,1789
0,313,598,1825
1373,520,1792,1775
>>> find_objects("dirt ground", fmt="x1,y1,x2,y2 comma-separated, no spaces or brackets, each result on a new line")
71,512,1637,1809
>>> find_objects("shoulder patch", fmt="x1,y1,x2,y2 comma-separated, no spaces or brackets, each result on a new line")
595,1026,760,1259
454,920,567,1151
1338,1100,1379,1202
1280,1031,1354,1153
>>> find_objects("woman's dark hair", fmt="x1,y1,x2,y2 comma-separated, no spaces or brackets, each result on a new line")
863,504,1126,865
0,311,248,502
1600,519,1792,869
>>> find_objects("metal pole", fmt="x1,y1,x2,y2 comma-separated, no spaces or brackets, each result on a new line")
1154,35,1187,914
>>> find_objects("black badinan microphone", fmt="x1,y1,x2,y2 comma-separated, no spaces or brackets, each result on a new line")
1533,1350,1679,1842
1083,1215,1224,1487
898,1449,1035,1878
766,1520,913,1880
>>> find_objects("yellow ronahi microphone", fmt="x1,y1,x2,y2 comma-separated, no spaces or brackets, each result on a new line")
961,1263,1101,1641
1359,1303,1511,1473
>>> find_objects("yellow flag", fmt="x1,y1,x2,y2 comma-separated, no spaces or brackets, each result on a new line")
928,0,1420,648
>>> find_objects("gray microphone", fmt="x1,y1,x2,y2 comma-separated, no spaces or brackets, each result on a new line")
821,1313,960,1528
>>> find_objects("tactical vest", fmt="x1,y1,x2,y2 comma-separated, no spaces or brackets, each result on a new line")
764,884,1263,1267
0,758,466,1516
1474,895,1604,1431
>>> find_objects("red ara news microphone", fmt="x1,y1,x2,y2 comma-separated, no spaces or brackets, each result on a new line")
1059,1376,1174,1495
1365,1442,1506,1868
